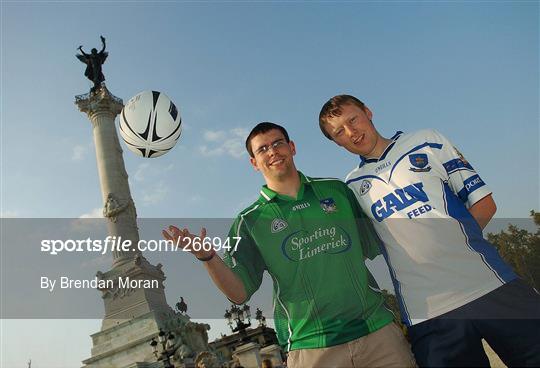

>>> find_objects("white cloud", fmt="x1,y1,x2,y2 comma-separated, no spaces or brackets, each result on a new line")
222,139,245,158
233,194,260,213
199,128,248,159
199,145,224,157
0,210,18,218
71,144,87,162
190,194,204,202
80,254,111,269
79,208,103,218
142,181,169,205
134,163,150,182
71,141,94,162
231,127,249,138
71,208,105,234
203,130,226,142
133,162,173,182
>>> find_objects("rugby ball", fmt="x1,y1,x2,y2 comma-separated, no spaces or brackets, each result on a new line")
119,91,182,158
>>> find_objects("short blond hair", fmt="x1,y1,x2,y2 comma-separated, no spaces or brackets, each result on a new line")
319,95,367,140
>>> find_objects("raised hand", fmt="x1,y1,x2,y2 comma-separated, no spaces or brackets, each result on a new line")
162,225,247,304
162,225,214,260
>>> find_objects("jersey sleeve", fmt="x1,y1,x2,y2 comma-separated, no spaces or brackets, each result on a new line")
430,130,492,209
222,215,266,303
345,186,382,260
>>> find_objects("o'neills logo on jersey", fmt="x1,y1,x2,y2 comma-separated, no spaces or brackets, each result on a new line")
271,219,288,233
292,202,310,211
280,226,351,262
375,161,391,173
371,182,429,222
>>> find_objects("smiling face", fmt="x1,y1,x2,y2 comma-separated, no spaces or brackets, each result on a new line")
249,128,297,183
323,103,385,157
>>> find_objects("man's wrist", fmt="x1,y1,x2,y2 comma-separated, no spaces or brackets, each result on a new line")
196,250,216,262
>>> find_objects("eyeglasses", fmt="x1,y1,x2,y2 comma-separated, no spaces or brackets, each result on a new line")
254,139,287,156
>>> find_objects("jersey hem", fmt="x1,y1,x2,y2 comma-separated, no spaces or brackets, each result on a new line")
408,276,516,325
287,313,394,351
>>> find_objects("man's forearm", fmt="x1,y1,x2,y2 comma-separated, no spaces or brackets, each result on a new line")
469,194,497,230
162,225,248,304
202,255,247,304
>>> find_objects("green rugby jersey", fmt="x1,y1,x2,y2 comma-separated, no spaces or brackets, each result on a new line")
223,172,393,351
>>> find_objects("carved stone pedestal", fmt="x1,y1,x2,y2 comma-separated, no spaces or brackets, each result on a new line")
233,342,262,368
260,344,283,367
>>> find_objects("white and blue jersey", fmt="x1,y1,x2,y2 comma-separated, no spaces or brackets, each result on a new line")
346,130,516,326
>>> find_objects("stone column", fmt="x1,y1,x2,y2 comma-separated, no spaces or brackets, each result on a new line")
76,85,213,368
75,85,140,267
260,344,283,367
233,342,262,368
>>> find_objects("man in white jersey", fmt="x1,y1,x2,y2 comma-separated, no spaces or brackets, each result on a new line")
318,94,540,367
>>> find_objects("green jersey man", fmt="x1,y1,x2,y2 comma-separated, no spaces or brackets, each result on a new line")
164,122,415,367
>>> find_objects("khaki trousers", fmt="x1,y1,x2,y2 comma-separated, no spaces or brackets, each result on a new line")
287,323,417,368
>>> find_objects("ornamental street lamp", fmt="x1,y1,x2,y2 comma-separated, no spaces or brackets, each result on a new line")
149,328,176,368
255,308,267,327
225,304,252,333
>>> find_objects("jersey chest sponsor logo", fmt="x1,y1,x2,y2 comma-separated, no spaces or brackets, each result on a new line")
292,202,310,211
371,182,429,222
271,218,288,233
280,226,351,262
465,176,483,191
409,153,432,172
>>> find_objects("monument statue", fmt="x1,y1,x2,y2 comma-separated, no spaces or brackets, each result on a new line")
76,39,217,367
175,296,188,314
76,35,108,92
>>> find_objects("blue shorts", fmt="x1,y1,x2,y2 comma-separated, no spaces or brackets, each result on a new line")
408,279,540,367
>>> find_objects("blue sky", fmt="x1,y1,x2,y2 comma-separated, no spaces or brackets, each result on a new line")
1,2,538,367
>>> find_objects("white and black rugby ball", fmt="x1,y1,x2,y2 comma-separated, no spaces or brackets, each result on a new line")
119,91,182,158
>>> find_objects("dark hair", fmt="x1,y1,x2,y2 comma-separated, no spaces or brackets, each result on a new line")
245,122,290,157
318,95,366,140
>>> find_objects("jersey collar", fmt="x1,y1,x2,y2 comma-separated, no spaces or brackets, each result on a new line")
258,171,310,203
358,131,403,168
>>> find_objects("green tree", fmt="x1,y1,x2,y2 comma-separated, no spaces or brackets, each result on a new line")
487,210,540,290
